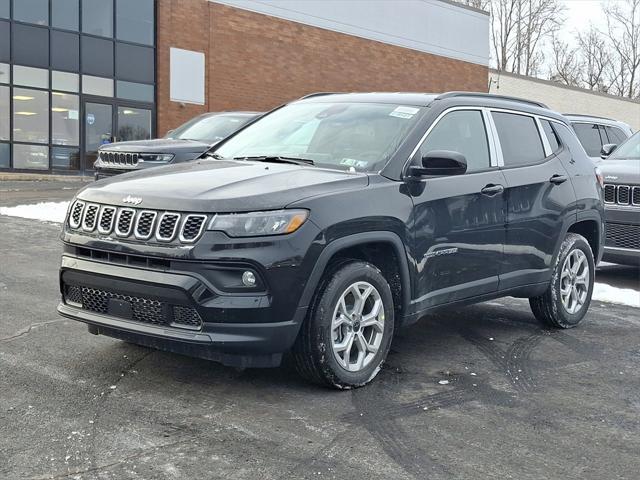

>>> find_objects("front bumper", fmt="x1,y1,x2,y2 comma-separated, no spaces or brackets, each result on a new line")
58,255,307,367
603,206,639,266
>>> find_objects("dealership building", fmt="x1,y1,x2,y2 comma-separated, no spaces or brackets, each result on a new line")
0,0,489,175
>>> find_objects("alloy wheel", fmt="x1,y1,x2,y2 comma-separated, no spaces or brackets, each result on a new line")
560,249,590,314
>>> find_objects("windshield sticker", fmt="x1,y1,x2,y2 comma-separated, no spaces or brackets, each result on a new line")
340,158,369,169
389,106,420,119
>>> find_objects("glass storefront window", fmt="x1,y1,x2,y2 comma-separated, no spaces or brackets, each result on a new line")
82,37,114,77
13,88,49,144
117,107,152,142
52,92,79,146
0,63,8,84
0,0,8,19
116,0,154,46
117,81,154,103
13,65,49,88
82,76,114,97
0,143,9,168
116,43,154,84
82,0,113,38
52,71,79,92
13,24,49,68
0,85,8,140
13,144,49,169
52,0,79,31
0,20,9,62
51,31,80,71
52,146,80,170
13,0,49,26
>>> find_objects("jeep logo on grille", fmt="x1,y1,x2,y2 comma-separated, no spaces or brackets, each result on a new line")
122,195,143,206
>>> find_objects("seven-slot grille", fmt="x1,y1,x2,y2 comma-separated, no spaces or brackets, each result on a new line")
604,184,640,206
67,201,208,244
605,223,640,250
63,284,203,330
100,152,139,167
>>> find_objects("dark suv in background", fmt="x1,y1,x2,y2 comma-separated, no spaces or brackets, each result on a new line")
59,92,604,389
94,111,260,179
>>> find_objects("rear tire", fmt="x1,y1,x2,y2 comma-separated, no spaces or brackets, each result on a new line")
292,261,394,389
529,233,595,328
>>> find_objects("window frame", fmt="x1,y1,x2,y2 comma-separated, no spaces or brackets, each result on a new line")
406,106,500,176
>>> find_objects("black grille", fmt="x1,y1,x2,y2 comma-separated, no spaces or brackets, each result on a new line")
82,205,99,231
98,207,116,233
63,284,203,330
618,186,630,205
70,201,84,228
606,223,640,250
604,185,616,203
157,214,180,240
101,152,139,166
633,187,640,205
172,305,203,329
135,211,156,239
181,215,206,242
116,209,135,236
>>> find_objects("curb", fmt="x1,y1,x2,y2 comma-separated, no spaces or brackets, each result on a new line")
0,173,93,182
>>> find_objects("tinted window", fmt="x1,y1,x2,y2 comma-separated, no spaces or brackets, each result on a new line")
13,144,49,169
605,126,628,145
419,110,490,173
13,24,49,67
0,0,8,19
0,142,9,168
52,0,79,31
0,85,8,141
14,0,49,25
82,37,114,77
115,43,154,83
52,71,79,92
82,75,113,97
541,120,561,153
83,0,113,37
13,65,48,88
117,0,154,45
118,107,152,142
0,63,7,84
492,112,545,166
13,88,49,143
51,31,79,71
117,81,154,103
572,123,604,157
52,92,80,146
0,21,9,62
52,146,80,170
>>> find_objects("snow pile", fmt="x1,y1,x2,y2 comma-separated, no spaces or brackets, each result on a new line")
593,282,640,308
0,201,69,223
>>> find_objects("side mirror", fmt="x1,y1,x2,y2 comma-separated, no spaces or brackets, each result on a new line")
409,150,467,178
601,143,618,158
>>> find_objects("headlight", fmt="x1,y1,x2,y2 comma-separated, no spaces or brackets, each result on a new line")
139,153,175,162
208,209,308,237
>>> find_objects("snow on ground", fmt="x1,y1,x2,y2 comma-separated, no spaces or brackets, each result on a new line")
592,282,640,308
0,201,69,224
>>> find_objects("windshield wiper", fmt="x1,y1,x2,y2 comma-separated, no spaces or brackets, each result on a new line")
234,156,315,166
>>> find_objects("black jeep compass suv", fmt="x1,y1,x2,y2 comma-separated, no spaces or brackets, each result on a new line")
58,92,604,389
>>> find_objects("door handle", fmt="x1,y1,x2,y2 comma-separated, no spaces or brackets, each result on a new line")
481,184,504,196
550,174,568,185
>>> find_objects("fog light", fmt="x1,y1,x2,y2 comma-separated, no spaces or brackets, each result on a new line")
242,271,256,287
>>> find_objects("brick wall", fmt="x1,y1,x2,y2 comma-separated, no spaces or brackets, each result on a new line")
156,1,488,135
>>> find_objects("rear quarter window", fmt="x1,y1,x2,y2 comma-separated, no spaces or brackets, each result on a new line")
492,112,545,166
541,120,561,153
572,123,604,157
604,126,628,145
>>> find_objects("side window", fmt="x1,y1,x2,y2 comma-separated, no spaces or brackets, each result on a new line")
492,111,545,166
419,110,490,173
572,123,604,157
604,126,627,145
541,120,561,153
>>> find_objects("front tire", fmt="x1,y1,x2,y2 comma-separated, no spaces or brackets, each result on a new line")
292,261,395,389
529,233,595,328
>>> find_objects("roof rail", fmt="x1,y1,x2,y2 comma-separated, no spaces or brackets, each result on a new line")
299,92,340,99
436,91,548,109
563,113,617,122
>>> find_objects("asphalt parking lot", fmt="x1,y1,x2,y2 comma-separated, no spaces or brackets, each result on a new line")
1,180,639,479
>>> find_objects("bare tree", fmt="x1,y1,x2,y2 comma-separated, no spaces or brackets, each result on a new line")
549,35,582,86
577,27,611,92
604,0,640,98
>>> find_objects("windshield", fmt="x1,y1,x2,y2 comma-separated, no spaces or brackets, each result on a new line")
214,102,425,172
166,114,253,143
609,131,640,160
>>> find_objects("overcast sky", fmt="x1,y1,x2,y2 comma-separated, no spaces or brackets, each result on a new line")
561,0,607,39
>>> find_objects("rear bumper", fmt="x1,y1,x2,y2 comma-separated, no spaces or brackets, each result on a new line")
58,255,306,367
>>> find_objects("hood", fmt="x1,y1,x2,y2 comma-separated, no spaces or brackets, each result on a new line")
99,138,211,154
77,159,370,212
599,159,640,185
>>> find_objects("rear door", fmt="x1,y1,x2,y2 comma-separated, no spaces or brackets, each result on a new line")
492,111,576,290
410,108,507,309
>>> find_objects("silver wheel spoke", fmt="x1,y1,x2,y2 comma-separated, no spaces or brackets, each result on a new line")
560,249,590,315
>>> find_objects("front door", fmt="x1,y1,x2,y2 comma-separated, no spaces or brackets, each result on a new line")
83,101,113,172
410,109,506,309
